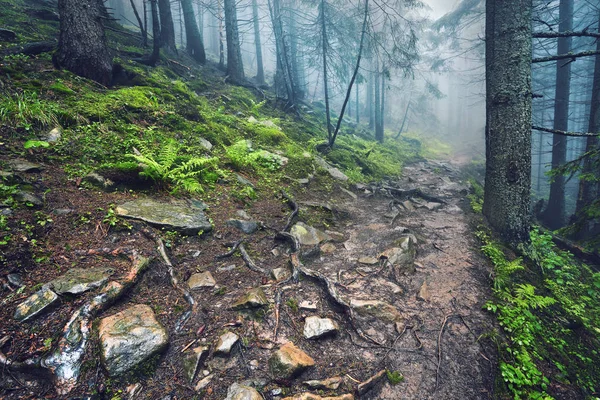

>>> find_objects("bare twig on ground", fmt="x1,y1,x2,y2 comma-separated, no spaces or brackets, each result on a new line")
357,369,387,396
435,314,452,392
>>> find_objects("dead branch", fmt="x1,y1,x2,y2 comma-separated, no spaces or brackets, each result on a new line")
533,125,599,137
357,369,387,396
533,30,600,38
435,314,452,392
532,49,600,63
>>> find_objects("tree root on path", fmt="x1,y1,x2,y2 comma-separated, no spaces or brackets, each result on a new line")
215,240,268,276
384,186,447,204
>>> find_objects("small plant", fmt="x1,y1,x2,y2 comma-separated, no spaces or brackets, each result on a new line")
286,298,299,312
214,286,227,295
386,370,404,385
34,211,53,227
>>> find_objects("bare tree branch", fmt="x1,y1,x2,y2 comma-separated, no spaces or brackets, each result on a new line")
532,50,600,63
532,125,599,137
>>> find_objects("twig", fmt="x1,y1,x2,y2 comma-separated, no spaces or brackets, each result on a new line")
181,339,197,353
435,314,452,392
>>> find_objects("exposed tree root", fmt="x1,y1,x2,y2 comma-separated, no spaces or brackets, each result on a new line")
281,190,298,232
215,240,268,276
357,369,387,396
384,186,447,204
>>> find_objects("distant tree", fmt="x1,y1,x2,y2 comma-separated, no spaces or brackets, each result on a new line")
181,0,206,63
224,0,244,82
54,0,113,86
483,0,533,243
129,0,147,46
252,0,265,84
158,0,177,52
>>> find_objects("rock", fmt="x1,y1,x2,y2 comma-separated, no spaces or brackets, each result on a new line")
425,202,443,211
315,157,348,181
14,287,59,321
8,159,43,173
188,271,216,289
271,267,291,282
0,170,19,184
290,222,331,246
225,382,262,400
380,236,417,279
52,208,74,215
44,267,112,295
340,187,357,200
7,273,24,287
83,172,114,190
283,394,354,400
44,127,62,143
215,332,239,355
350,299,402,322
0,28,16,42
218,264,237,272
303,316,339,340
116,198,212,235
401,200,415,212
304,376,343,390
183,346,209,383
248,116,282,131
358,257,379,265
299,300,318,311
199,137,213,151
231,287,269,310
269,342,315,379
235,174,255,188
417,280,430,302
258,150,288,167
195,374,212,391
15,191,43,207
236,210,251,220
98,304,168,376
227,219,259,234
357,369,387,396
320,243,336,253
325,230,346,242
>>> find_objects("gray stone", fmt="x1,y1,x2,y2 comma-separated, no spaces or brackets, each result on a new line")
98,304,168,376
45,127,62,143
350,299,403,322
380,236,417,279
52,208,74,215
83,172,114,190
225,382,262,400
0,28,16,42
315,157,348,181
236,210,251,220
401,200,415,212
320,243,336,253
271,267,291,282
235,174,255,188
195,374,213,391
198,137,213,151
218,264,237,272
340,187,357,200
0,170,20,184
303,316,339,340
425,202,443,211
269,342,315,379
358,257,379,265
258,150,288,167
188,271,216,289
115,198,212,235
227,219,259,234
299,300,318,311
304,376,343,390
215,332,239,355
8,159,43,173
14,287,59,321
183,346,208,383
7,273,24,287
231,287,269,310
15,191,43,207
290,222,331,246
44,267,112,294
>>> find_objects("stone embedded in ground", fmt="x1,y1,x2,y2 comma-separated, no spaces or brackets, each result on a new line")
195,374,213,391
425,202,443,211
115,198,212,235
283,394,354,400
14,287,59,321
303,316,339,340
299,300,318,311
225,382,262,400
236,209,251,220
325,230,346,242
188,271,216,289
231,287,269,310
44,267,113,295
315,156,349,181
380,235,417,279
417,280,430,302
7,273,24,287
45,127,62,143
83,172,114,190
0,28,16,41
8,159,43,173
290,222,331,246
340,187,357,200
215,332,239,355
183,346,209,383
98,304,168,376
236,174,255,188
304,376,343,390
358,256,379,265
15,191,43,207
401,200,415,212
269,342,315,379
199,137,213,151
271,267,291,282
320,243,336,253
227,219,259,234
350,299,403,322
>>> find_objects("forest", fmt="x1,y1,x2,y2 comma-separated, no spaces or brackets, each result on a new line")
0,0,599,399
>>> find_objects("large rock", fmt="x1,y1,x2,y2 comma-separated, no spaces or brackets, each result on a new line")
269,342,315,379
350,299,402,322
7,159,43,173
303,316,339,340
14,287,59,321
115,198,212,235
44,267,112,294
283,394,354,400
227,219,259,234
188,271,216,289
231,287,269,310
225,382,262,400
290,222,331,246
315,157,348,181
98,304,168,376
380,235,417,279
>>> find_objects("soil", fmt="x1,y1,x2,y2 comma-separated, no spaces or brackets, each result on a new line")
0,156,497,399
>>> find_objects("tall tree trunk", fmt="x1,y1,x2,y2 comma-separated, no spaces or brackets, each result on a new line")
224,0,244,82
288,2,302,98
129,0,147,46
218,0,225,68
374,60,382,142
149,0,161,65
355,82,360,124
158,0,177,52
196,2,204,35
55,0,113,86
252,0,265,84
575,12,600,239
378,66,385,139
483,0,533,243
543,0,573,229
320,0,332,142
181,0,205,63
368,61,374,129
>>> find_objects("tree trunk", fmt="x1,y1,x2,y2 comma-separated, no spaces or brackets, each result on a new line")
55,0,113,86
218,0,225,69
374,60,383,142
355,82,360,124
158,0,176,52
252,0,265,84
483,0,533,243
288,3,302,98
180,0,205,63
320,0,332,142
129,0,147,46
379,66,385,138
368,61,374,129
224,0,244,82
543,0,573,229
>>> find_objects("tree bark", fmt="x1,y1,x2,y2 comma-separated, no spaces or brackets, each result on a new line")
320,0,332,142
129,0,147,46
483,0,532,243
252,0,265,84
368,63,374,129
374,59,382,142
55,0,113,86
180,0,205,63
543,0,573,230
224,0,244,82
158,0,177,52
